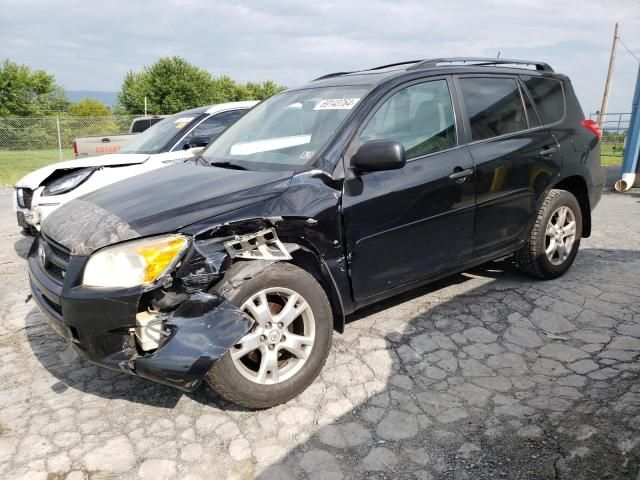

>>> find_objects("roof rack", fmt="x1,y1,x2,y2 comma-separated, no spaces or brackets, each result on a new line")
311,57,553,82
312,60,422,81
367,60,422,71
407,57,553,72
312,71,356,81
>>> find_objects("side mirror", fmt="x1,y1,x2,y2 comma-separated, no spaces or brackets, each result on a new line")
185,136,210,150
352,140,406,172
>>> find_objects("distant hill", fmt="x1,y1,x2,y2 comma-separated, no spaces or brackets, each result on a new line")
66,90,118,107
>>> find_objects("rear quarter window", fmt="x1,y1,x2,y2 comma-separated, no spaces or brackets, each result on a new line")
521,77,565,125
131,117,164,133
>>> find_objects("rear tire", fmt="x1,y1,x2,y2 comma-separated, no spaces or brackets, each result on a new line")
206,262,333,409
515,189,582,279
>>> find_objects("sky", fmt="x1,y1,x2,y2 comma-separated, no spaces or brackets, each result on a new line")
1,0,639,115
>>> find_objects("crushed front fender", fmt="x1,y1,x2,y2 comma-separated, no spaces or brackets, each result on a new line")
134,292,254,391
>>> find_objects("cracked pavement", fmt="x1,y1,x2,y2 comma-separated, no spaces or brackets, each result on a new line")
1,188,640,479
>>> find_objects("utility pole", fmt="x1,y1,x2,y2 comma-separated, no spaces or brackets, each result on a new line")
597,22,619,128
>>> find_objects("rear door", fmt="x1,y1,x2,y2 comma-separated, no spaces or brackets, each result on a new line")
342,77,476,301
455,75,560,258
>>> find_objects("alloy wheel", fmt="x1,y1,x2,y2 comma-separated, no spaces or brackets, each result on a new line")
544,205,577,266
231,287,315,385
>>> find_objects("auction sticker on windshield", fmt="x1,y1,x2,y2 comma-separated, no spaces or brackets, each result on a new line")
314,98,360,110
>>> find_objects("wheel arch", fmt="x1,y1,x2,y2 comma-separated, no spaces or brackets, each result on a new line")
288,248,346,333
550,175,591,238
215,251,346,334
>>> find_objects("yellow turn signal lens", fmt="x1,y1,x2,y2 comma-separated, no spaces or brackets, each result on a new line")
137,236,189,283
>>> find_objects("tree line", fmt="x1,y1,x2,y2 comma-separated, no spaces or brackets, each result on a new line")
0,57,285,117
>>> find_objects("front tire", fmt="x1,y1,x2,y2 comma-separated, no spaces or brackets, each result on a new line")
206,262,333,409
515,189,582,279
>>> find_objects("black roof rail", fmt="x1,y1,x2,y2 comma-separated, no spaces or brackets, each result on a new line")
407,57,554,72
367,60,422,71
311,57,553,82
312,71,356,81
312,60,422,81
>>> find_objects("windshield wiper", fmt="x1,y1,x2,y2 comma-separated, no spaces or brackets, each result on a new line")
209,161,248,171
189,154,208,166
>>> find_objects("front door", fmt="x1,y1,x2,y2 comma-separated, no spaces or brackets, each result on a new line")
342,78,476,301
455,75,561,258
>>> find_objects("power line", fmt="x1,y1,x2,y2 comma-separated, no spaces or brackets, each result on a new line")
618,36,640,63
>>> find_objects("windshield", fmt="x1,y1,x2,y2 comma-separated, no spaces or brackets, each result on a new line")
202,86,369,170
120,113,201,154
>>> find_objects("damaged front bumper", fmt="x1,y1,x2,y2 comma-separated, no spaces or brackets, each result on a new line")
28,235,253,392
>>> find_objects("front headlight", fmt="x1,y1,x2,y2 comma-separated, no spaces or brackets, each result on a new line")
43,168,94,196
83,235,189,288
15,187,33,208
16,188,25,207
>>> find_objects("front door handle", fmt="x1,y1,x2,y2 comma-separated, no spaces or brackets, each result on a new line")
539,146,558,156
449,168,474,181
101,138,111,143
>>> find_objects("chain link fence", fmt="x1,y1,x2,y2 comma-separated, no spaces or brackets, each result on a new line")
0,115,144,185
589,112,631,164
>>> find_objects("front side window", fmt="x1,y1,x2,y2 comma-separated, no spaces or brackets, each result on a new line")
521,77,564,125
359,79,456,159
202,86,369,170
179,110,246,149
459,77,527,141
120,113,200,154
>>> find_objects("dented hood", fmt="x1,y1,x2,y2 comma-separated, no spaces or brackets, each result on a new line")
42,162,293,255
16,153,151,189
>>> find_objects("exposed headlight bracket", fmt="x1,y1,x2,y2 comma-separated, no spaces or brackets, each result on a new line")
224,228,295,261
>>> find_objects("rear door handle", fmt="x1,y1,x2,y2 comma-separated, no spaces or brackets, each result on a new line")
539,146,557,156
449,168,474,181
101,138,111,143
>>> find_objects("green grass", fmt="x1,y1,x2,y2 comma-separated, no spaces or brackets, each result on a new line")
600,143,623,166
0,149,73,185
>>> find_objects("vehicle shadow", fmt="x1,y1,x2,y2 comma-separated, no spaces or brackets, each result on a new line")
254,247,640,479
24,310,186,408
23,248,640,478
14,233,34,259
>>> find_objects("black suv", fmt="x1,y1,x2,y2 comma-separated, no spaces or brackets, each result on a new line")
29,58,603,408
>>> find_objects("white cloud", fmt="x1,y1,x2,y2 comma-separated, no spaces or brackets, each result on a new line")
0,0,638,113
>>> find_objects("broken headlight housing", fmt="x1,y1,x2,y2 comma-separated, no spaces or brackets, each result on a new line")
16,187,33,208
43,168,94,196
83,235,189,288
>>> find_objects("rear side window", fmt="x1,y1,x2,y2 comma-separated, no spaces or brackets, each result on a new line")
459,77,527,141
131,118,164,133
521,77,564,125
131,119,151,133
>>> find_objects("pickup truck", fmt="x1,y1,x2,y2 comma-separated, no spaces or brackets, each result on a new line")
73,116,166,158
